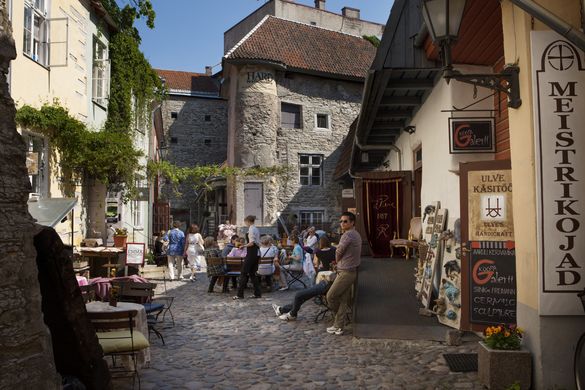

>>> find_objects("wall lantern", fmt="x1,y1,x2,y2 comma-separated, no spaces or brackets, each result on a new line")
421,0,522,108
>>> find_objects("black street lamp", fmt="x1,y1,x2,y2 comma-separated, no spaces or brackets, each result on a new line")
421,0,522,108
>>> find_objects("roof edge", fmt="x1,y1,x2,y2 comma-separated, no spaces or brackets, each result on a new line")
225,15,272,59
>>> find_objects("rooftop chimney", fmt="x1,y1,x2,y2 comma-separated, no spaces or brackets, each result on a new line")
314,0,325,10
205,66,212,76
342,6,360,19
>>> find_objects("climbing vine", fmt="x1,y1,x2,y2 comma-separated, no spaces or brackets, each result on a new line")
15,103,142,195
147,160,291,196
363,35,381,48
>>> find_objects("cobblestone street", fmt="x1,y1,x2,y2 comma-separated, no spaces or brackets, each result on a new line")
122,276,484,390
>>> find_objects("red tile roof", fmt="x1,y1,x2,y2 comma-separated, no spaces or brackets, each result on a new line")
225,16,377,80
155,69,220,95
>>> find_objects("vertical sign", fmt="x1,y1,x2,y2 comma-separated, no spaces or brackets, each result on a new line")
469,241,517,325
532,31,585,315
467,170,514,241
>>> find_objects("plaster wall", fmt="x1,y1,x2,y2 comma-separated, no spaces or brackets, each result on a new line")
501,1,585,388
386,66,495,232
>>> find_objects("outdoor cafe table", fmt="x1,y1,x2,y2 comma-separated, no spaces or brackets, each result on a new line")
85,301,151,368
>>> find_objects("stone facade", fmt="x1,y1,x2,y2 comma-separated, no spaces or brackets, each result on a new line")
227,64,363,229
0,3,61,388
161,95,228,221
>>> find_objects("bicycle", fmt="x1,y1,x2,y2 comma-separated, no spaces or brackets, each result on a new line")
575,289,585,389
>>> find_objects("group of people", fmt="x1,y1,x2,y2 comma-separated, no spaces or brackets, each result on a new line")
155,211,362,336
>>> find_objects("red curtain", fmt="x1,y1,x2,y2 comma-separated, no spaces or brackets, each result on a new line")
363,179,402,257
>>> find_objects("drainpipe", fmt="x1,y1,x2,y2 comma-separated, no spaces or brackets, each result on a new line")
509,0,585,52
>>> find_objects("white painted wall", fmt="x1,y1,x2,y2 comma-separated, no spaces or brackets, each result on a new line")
385,65,497,232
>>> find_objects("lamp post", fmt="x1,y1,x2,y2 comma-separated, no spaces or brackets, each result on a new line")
421,0,522,108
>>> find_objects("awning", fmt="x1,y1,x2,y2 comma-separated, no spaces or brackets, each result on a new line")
28,198,77,227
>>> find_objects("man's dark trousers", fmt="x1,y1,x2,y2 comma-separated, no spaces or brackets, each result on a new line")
237,243,261,298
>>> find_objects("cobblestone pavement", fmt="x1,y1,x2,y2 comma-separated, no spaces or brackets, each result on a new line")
118,275,483,390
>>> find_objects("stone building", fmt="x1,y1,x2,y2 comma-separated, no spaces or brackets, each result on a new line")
222,15,378,230
154,69,228,232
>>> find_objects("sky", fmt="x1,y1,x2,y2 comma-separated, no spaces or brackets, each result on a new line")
134,0,393,73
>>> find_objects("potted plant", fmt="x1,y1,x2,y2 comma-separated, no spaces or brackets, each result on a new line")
478,324,532,389
113,227,128,248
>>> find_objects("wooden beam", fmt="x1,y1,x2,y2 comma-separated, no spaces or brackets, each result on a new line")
375,109,413,119
386,78,435,90
379,96,421,106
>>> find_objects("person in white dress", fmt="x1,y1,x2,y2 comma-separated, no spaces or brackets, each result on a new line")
184,224,204,281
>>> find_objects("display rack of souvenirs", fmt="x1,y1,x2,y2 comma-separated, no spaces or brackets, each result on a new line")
433,218,462,329
415,201,440,293
418,207,448,309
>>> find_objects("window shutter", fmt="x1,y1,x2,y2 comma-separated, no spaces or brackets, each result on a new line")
48,17,69,67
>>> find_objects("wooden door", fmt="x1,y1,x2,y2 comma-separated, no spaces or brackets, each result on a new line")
244,182,264,225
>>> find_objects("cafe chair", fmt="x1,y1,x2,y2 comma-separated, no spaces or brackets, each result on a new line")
389,217,422,260
88,309,150,389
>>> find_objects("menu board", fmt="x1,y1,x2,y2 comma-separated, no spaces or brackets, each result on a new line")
469,241,516,325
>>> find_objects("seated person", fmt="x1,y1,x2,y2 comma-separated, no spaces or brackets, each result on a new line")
272,271,337,321
221,234,239,258
275,236,303,291
313,236,336,272
204,236,222,292
303,226,319,254
227,237,247,258
258,235,279,291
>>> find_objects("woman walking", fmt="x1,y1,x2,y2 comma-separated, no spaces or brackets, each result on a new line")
184,224,204,282
234,215,262,299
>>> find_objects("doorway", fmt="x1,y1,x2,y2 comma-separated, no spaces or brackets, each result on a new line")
244,182,264,225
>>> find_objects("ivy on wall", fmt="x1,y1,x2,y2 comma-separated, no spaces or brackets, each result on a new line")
15,103,142,195
147,160,291,197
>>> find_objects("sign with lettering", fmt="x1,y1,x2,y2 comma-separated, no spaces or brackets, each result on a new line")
238,66,277,95
469,241,516,325
468,170,514,241
532,31,585,315
126,243,145,266
449,117,495,154
362,179,401,257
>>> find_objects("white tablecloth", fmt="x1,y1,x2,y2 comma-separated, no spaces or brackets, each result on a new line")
86,301,151,368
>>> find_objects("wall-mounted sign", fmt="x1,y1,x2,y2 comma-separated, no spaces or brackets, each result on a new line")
126,242,145,266
342,188,354,198
532,30,585,315
467,169,514,241
238,66,276,95
449,117,495,154
469,241,516,325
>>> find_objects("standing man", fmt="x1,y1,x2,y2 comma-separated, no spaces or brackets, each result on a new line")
167,221,186,281
326,211,361,335
234,215,262,299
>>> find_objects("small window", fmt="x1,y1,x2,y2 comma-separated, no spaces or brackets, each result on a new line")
299,154,322,186
281,103,302,129
315,113,330,129
300,210,324,227
92,37,109,107
204,115,211,121
23,0,49,66
310,21,317,26
204,139,211,145
171,112,178,119
170,137,178,144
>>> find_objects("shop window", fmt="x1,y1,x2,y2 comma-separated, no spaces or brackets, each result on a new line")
315,113,330,130
300,210,324,227
299,154,322,186
281,102,302,129
23,0,49,66
92,37,109,107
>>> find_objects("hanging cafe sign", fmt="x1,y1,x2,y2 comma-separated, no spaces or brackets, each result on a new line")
532,30,585,315
448,117,495,154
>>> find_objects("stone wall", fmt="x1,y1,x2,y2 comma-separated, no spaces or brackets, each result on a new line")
230,67,363,228
0,3,61,388
161,95,228,216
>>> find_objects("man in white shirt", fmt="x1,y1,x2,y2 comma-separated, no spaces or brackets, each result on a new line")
234,215,262,299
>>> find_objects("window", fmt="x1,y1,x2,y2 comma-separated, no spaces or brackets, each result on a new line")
133,200,143,228
299,154,322,186
92,38,109,107
204,139,211,145
315,113,330,130
300,211,324,227
22,132,47,196
23,0,49,66
281,103,301,129
171,112,178,119
204,115,211,121
170,137,178,144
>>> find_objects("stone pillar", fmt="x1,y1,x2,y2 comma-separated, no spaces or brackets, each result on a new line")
0,2,61,388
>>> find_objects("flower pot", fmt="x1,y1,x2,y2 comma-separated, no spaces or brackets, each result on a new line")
478,341,532,390
113,235,127,248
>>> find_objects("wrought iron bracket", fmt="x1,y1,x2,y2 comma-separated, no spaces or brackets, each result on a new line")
443,65,522,109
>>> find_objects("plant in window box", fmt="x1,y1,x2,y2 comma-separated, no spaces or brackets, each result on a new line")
113,228,128,248
478,324,531,389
